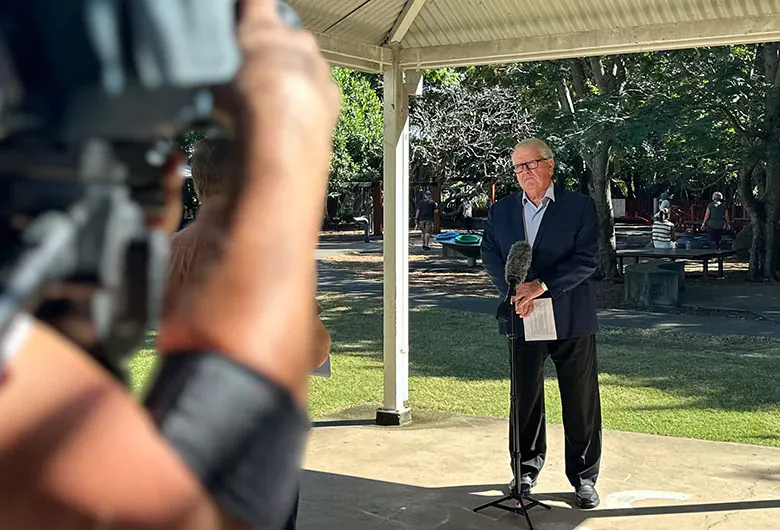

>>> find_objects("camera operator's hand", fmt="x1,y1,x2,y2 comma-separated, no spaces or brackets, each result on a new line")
157,0,340,404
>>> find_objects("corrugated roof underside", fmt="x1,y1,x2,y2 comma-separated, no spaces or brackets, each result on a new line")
290,0,780,48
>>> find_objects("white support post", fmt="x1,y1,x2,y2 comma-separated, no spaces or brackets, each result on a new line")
376,46,411,426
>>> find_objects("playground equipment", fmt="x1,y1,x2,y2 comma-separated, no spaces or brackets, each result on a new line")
435,232,483,266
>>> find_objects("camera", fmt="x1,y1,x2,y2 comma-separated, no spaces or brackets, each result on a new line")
0,0,299,379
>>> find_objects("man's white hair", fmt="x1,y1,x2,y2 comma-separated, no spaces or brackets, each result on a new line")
515,138,555,159
712,191,724,202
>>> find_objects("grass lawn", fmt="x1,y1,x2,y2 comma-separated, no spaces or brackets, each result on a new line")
130,291,780,447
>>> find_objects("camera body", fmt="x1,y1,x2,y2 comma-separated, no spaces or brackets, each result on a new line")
0,0,298,379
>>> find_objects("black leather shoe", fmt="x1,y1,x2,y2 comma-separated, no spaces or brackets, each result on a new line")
574,485,600,509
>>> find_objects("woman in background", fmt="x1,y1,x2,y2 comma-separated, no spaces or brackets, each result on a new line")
652,208,676,249
701,192,731,250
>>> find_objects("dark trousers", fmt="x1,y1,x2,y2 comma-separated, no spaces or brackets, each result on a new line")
282,488,300,530
509,334,602,488
706,225,724,250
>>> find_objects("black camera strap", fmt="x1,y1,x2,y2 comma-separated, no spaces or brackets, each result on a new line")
145,352,309,529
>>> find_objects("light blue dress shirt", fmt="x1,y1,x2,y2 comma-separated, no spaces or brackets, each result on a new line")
522,183,556,247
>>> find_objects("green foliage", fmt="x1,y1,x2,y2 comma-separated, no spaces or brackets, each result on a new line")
326,48,777,276
330,68,383,195
423,68,461,87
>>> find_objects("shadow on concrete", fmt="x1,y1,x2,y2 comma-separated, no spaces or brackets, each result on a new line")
299,470,780,530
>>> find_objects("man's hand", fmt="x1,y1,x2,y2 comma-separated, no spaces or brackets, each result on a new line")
516,299,534,318
513,281,544,318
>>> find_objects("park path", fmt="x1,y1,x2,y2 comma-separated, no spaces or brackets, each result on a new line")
316,246,780,338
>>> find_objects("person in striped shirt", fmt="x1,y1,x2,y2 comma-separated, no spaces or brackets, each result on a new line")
652,208,676,249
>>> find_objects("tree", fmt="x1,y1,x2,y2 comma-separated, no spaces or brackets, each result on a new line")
330,67,383,192
657,45,780,281
410,81,535,196
489,59,632,278
740,45,780,281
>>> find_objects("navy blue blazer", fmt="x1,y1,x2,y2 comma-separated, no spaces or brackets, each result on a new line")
480,186,599,340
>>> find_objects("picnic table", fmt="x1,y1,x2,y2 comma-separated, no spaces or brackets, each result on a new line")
617,248,737,282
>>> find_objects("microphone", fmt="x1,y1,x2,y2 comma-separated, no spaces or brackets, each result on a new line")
497,240,532,323
505,240,532,290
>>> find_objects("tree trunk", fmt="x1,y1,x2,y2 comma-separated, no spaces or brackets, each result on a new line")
570,56,620,279
764,205,779,280
556,171,567,189
586,143,618,279
750,212,767,281
738,162,766,280
626,173,636,200
761,43,780,280
763,144,780,280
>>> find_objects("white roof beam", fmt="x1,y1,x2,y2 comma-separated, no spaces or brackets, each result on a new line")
313,32,391,73
387,0,427,44
399,14,780,69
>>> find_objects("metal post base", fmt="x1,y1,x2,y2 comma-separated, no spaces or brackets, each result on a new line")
375,407,412,426
473,491,551,530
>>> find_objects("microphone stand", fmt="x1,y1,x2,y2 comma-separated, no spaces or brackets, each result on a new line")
473,284,551,529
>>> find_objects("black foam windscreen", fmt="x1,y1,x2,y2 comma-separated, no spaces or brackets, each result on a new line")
505,240,532,286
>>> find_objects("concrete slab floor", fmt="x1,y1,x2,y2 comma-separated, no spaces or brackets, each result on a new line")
299,414,780,530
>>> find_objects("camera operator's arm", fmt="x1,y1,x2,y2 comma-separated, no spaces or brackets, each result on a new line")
0,320,224,530
0,3,338,529
157,0,340,402
149,1,339,527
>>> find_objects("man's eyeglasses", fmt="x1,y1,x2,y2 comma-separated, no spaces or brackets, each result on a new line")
513,158,550,173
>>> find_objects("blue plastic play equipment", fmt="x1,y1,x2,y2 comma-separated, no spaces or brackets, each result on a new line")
437,232,483,265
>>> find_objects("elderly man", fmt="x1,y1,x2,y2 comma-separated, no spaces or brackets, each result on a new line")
480,138,602,509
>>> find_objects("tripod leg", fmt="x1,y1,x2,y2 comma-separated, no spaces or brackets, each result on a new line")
515,495,536,530
522,494,552,511
472,494,512,513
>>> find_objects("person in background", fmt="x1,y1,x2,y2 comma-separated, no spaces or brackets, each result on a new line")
443,196,474,232
161,138,331,530
414,190,438,250
653,192,671,220
652,208,676,249
461,197,474,232
701,191,731,250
